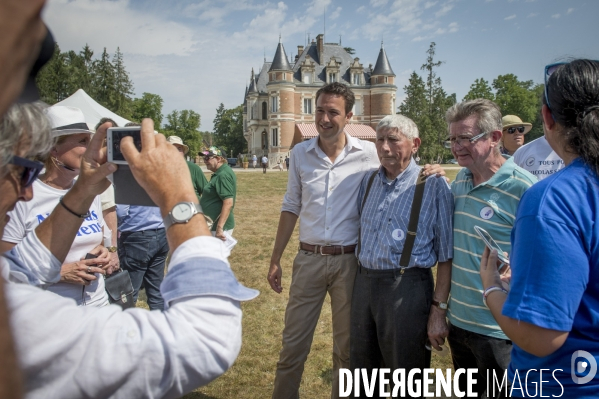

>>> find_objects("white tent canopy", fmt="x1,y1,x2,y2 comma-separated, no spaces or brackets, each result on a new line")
55,89,132,130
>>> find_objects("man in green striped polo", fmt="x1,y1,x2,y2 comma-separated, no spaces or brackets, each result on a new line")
445,99,536,398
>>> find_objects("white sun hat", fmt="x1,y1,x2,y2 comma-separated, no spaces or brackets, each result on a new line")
45,106,94,138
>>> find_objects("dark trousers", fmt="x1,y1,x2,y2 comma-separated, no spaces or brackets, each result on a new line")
448,323,512,398
262,162,267,173
350,265,433,398
118,228,169,310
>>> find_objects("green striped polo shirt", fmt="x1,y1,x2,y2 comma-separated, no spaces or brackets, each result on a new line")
448,157,536,339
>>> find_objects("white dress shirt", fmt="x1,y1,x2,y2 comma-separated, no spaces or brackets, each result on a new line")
2,232,258,399
282,133,379,246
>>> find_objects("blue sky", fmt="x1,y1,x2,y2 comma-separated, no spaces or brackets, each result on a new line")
43,0,599,131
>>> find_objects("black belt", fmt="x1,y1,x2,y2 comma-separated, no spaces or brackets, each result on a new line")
299,242,357,256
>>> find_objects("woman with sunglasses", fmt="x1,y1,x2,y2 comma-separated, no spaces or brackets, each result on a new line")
500,115,531,156
480,59,599,397
1,105,110,307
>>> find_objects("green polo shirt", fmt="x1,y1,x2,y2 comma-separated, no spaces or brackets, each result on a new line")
200,163,236,231
448,156,536,339
187,160,208,202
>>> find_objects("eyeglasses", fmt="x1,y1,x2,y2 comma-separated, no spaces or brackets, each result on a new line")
443,131,489,149
204,156,213,162
9,156,44,188
544,62,568,110
504,126,526,134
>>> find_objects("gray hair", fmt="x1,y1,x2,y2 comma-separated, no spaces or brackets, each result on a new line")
0,102,53,174
377,114,419,140
445,98,502,135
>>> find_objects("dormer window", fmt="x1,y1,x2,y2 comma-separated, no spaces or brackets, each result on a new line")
328,72,337,83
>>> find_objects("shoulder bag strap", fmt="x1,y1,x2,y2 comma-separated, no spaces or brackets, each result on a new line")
357,170,378,260
399,170,427,267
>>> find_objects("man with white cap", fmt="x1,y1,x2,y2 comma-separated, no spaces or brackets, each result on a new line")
166,135,207,201
500,115,531,156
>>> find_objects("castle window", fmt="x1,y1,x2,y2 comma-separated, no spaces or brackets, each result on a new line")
271,128,279,147
262,102,267,119
353,99,362,116
303,73,312,84
303,98,312,114
353,73,361,85
385,76,388,83
328,72,338,83
271,95,278,113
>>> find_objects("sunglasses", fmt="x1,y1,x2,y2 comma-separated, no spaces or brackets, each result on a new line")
544,62,568,110
9,156,44,188
504,126,526,134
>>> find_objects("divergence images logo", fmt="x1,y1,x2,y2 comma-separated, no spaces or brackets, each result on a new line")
571,350,597,384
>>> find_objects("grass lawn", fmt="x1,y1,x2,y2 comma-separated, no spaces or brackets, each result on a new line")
137,167,461,398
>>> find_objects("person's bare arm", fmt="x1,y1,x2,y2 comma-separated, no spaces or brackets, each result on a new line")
0,241,16,254
102,206,119,273
214,198,234,241
427,260,451,350
267,211,298,294
120,119,212,250
481,248,569,357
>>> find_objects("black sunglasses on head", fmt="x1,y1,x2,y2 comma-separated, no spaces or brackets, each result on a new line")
9,156,44,188
504,126,526,134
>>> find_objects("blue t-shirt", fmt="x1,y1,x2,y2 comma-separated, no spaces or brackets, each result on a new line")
503,158,599,398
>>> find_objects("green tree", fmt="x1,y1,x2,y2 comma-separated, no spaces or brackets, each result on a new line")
492,74,539,130
463,78,494,101
112,47,134,118
213,104,245,157
36,43,71,104
92,47,115,110
163,109,203,156
344,47,356,55
131,93,164,127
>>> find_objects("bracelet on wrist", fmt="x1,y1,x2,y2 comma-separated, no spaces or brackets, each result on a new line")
482,286,508,308
59,197,90,219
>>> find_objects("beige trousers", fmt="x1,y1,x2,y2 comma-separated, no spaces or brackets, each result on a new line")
272,250,358,399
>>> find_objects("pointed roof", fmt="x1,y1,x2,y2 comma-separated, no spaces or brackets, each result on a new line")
248,68,258,93
372,44,394,76
243,85,248,105
269,39,292,71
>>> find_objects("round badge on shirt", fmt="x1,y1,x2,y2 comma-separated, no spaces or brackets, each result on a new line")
392,229,405,241
525,157,535,167
480,206,494,220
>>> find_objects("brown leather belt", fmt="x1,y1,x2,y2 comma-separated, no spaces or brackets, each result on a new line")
299,242,357,256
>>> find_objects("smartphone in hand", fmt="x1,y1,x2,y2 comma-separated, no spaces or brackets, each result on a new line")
474,225,509,272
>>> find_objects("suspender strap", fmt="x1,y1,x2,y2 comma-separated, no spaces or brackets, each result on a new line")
357,170,378,259
399,171,427,267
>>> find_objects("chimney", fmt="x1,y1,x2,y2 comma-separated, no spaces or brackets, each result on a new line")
297,45,304,56
316,34,324,64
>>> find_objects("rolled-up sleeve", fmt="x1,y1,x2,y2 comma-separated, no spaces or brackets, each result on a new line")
281,149,302,216
434,178,454,262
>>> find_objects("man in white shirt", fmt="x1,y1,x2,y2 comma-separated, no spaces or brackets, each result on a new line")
512,135,565,180
267,82,380,398
261,155,269,173
1,110,258,398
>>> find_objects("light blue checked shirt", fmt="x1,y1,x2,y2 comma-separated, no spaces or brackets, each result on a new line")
357,159,454,270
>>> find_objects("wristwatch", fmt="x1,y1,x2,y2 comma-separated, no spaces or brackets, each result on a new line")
163,202,206,230
107,246,117,253
432,300,448,310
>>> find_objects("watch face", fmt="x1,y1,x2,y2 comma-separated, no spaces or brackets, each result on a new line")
439,303,448,310
172,203,193,222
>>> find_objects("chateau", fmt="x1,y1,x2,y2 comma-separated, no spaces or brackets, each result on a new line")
242,34,397,162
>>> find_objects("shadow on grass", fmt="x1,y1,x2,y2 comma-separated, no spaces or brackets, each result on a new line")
182,393,220,399
319,367,332,386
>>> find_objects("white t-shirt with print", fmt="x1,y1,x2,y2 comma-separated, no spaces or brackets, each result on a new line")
3,179,108,306
513,136,565,181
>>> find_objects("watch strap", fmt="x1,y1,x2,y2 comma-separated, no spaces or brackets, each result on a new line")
163,202,203,230
432,300,448,310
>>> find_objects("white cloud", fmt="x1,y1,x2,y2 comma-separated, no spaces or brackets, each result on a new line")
567,8,575,14
485,0,494,2
424,1,438,9
504,14,516,20
552,13,561,19
434,28,447,35
361,0,424,40
43,0,196,56
527,13,538,18
435,3,454,17
357,5,366,13
412,36,427,42
331,6,342,20
448,22,459,32
370,0,389,7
